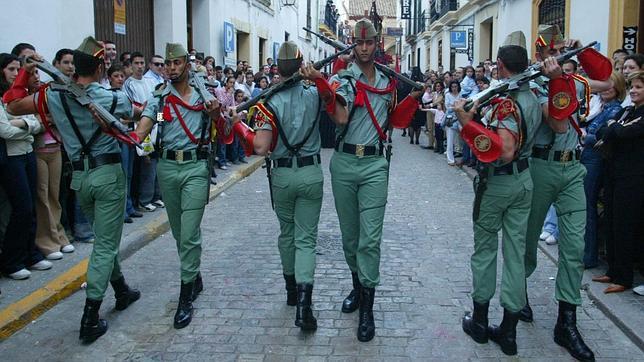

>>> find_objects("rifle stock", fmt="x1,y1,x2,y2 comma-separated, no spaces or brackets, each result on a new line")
303,27,424,91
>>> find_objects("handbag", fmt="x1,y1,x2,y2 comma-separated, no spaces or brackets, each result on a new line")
444,115,456,128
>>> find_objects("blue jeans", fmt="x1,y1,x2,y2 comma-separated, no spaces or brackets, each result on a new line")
0,152,43,273
217,140,227,167
120,144,136,216
542,205,559,238
138,155,160,205
461,142,472,163
73,198,95,242
581,149,602,267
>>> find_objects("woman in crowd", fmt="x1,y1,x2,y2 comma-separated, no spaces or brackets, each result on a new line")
581,72,626,269
230,89,248,164
215,76,237,170
593,70,644,293
0,53,51,279
621,53,644,107
33,50,76,260
251,75,269,99
444,80,461,166
430,81,446,154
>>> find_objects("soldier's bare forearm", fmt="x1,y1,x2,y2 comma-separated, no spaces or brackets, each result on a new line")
136,116,155,140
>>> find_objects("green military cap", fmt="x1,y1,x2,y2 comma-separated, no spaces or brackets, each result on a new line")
277,41,303,61
535,24,564,49
166,42,188,60
503,31,526,49
76,36,105,58
354,18,378,40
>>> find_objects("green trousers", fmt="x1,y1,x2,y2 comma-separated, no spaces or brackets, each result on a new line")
330,151,388,288
157,158,209,283
72,163,126,301
471,167,532,312
525,158,587,305
272,163,323,284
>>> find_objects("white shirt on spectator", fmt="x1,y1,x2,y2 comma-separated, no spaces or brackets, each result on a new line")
123,76,153,105
235,81,255,99
143,69,164,88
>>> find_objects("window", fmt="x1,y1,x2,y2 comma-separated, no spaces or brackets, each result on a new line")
306,0,312,30
538,0,566,36
259,38,266,67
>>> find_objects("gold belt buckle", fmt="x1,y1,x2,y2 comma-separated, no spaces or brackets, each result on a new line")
560,150,571,162
176,150,184,162
355,144,365,158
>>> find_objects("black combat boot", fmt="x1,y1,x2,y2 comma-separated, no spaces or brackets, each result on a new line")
554,301,595,362
173,281,195,329
462,300,489,344
294,283,317,331
79,298,108,344
110,276,141,311
342,272,361,313
357,286,376,342
488,308,520,356
519,285,533,322
192,272,203,301
283,274,297,306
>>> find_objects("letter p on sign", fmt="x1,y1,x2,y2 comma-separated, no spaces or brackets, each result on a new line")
224,22,235,53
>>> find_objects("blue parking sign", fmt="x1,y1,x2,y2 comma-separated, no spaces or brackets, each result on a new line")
224,22,235,53
451,31,467,49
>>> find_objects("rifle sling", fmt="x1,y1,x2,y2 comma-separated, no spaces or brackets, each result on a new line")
263,100,321,157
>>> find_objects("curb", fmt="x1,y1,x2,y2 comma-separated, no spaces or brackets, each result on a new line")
0,156,264,341
460,165,644,351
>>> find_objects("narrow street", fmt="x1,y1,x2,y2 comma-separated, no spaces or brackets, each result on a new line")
0,137,640,361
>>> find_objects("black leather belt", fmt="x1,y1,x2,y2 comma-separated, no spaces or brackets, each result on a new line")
532,147,581,162
273,154,320,168
72,153,121,171
338,143,383,157
162,149,208,161
492,158,529,176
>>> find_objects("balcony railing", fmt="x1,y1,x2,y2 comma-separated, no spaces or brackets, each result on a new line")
429,0,458,23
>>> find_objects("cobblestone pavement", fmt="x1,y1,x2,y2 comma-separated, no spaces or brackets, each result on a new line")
0,138,641,361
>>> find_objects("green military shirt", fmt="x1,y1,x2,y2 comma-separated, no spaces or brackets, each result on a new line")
254,83,321,160
331,63,394,145
530,76,580,151
485,82,542,165
142,83,208,151
39,82,133,161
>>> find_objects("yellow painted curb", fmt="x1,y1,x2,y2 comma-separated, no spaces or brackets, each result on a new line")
0,259,88,340
0,157,264,341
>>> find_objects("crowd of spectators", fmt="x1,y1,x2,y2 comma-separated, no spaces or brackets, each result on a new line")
0,40,282,281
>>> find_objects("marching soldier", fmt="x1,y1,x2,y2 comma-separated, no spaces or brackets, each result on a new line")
135,43,220,330
324,18,422,342
234,41,336,332
521,25,612,362
455,32,542,356
3,37,141,343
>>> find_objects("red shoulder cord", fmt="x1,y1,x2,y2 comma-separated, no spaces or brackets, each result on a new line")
35,84,62,144
353,78,398,141
162,94,207,144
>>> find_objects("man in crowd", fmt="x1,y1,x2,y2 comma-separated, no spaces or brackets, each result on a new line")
144,54,166,86
135,42,220,330
456,31,541,357
522,24,613,362
235,70,255,98
3,36,141,344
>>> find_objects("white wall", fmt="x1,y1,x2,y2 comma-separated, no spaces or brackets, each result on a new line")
569,0,610,54
496,0,532,54
0,0,94,62
154,0,189,56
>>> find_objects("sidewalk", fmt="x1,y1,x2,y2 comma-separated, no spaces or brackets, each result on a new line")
0,156,264,340
458,160,644,350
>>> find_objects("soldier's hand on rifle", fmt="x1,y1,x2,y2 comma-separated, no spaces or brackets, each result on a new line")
564,38,582,50
454,98,477,124
87,104,111,132
230,108,241,124
205,98,220,119
542,56,563,80
300,63,323,80
22,53,43,74
338,53,353,63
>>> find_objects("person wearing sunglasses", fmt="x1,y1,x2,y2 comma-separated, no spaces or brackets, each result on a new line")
144,55,166,87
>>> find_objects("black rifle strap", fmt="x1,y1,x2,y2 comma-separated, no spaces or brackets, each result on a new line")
155,94,166,150
335,76,358,148
60,92,97,156
265,100,321,157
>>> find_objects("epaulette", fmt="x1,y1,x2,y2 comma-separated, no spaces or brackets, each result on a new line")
251,102,276,129
491,97,518,122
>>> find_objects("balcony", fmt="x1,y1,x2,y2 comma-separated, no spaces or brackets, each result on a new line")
429,0,458,24
319,0,339,39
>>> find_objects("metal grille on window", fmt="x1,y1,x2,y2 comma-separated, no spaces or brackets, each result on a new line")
538,0,566,36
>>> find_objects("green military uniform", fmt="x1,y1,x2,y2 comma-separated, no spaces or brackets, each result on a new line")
38,39,132,301
141,44,210,286
331,62,392,289
254,77,323,285
471,82,542,312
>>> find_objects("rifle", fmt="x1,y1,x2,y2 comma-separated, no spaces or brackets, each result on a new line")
235,43,357,113
462,41,599,112
303,27,424,91
189,69,218,203
25,57,143,149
